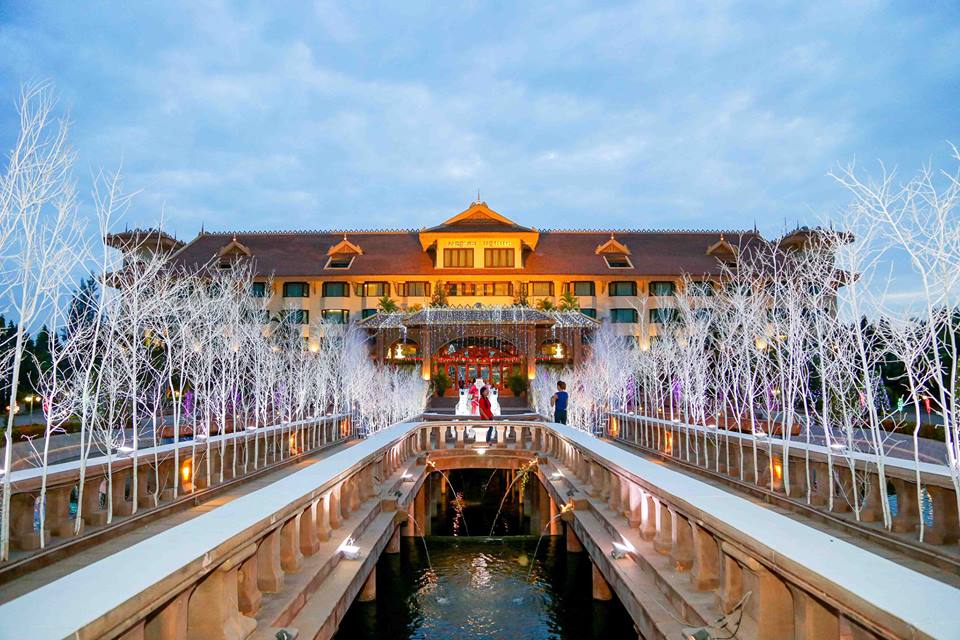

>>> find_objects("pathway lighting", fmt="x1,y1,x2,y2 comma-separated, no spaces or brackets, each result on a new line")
610,541,633,559
550,471,563,479
401,472,414,482
475,447,487,456
339,537,362,560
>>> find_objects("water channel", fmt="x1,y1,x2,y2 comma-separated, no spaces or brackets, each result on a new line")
334,469,637,640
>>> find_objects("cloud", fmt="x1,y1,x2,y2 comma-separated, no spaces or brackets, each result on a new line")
0,1,957,242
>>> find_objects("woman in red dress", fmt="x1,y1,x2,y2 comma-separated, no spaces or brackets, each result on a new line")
479,386,495,442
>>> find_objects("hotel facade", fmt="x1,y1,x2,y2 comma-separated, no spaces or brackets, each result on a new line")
124,201,800,393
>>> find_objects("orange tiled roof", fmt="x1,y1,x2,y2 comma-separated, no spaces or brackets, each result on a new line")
171,227,761,278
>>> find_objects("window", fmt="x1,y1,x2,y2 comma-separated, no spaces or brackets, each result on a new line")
609,281,637,297
282,282,309,298
604,255,633,269
610,308,639,323
399,281,429,297
687,281,714,296
481,282,512,296
649,308,679,324
325,256,354,269
280,309,309,325
321,309,349,324
580,308,597,319
531,281,554,297
571,281,595,296
250,282,267,298
693,308,712,322
649,281,676,297
359,282,389,297
361,308,378,319
443,248,474,268
322,282,350,297
484,248,514,268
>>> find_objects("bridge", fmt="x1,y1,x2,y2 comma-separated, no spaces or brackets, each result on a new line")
0,417,957,639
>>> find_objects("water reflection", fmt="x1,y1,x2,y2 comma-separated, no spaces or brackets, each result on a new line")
334,537,637,640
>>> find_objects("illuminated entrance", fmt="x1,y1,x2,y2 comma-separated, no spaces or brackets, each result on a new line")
433,337,523,392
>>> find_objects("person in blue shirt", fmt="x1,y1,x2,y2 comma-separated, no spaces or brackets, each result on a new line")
551,381,568,424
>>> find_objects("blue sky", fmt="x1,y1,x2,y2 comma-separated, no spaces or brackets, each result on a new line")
1,1,959,241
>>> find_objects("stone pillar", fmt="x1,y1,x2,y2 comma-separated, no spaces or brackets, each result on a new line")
890,477,920,534
859,472,886,523
10,493,42,550
144,589,190,640
421,327,432,381
317,495,332,541
640,492,657,541
653,499,672,554
280,514,303,573
82,475,108,527
526,326,537,381
926,485,960,544
402,494,416,537
496,425,506,445
788,585,839,639
719,543,795,638
112,468,134,517
45,485,73,538
670,510,693,571
627,483,642,528
549,497,560,536
186,553,257,640
237,555,261,617
591,564,612,601
358,567,377,602
386,526,401,553
565,523,583,552
607,473,620,512
328,488,342,530
256,529,284,593
415,484,427,536
690,522,720,591
810,461,830,507
300,499,320,556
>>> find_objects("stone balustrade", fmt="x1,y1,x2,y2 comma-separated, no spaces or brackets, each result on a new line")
605,412,960,553
2,413,351,562
542,420,959,639
2,418,957,640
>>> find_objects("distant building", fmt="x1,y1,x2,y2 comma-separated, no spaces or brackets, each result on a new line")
117,201,821,393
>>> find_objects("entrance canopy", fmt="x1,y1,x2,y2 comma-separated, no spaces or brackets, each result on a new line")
359,306,599,330
361,306,598,381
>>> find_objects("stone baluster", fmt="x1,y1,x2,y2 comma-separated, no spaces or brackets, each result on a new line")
859,472,886,523
44,485,74,538
144,589,190,640
237,555,261,617
670,510,693,571
890,477,920,534
328,485,342,530
926,485,960,544
809,461,830,507
787,585,840,639
186,545,257,640
690,522,719,590
112,467,134,517
606,473,620,513
653,498,672,554
10,493,42,550
719,542,795,638
280,513,303,573
300,499,321,556
627,483,643,528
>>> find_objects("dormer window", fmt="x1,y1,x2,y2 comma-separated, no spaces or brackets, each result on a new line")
325,255,354,269
604,255,633,269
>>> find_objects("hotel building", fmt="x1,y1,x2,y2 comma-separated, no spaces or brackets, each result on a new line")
113,201,809,393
